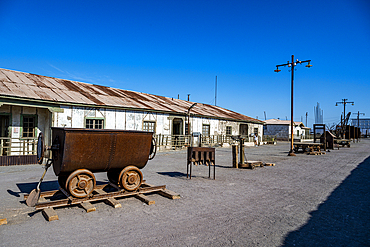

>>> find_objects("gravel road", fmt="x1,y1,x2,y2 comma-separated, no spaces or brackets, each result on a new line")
0,139,369,246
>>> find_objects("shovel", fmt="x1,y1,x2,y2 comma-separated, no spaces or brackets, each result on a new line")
26,160,52,207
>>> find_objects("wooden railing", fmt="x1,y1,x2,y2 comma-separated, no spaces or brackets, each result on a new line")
0,137,37,156
153,134,254,150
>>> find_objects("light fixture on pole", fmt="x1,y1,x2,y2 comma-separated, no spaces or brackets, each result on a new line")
275,55,312,156
186,102,197,134
335,99,354,139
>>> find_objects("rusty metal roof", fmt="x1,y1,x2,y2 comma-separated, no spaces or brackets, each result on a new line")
0,68,263,124
264,119,304,126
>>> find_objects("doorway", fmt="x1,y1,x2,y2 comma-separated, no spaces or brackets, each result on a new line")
239,124,249,136
0,115,10,156
172,118,183,147
172,118,183,135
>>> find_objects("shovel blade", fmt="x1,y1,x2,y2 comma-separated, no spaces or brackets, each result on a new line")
26,189,41,207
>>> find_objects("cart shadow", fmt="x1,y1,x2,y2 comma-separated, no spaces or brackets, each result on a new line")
157,171,187,178
10,180,107,198
282,155,370,246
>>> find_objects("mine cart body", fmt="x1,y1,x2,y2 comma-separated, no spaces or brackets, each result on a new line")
51,127,153,176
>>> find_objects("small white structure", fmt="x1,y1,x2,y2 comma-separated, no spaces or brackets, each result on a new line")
263,119,310,141
0,68,264,164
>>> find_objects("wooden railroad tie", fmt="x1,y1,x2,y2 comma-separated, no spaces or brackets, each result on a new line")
25,182,180,222
42,208,59,222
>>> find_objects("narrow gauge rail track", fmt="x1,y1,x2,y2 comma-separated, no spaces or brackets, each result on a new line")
24,182,180,221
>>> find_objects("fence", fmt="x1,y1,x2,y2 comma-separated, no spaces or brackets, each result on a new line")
0,137,38,156
153,134,256,150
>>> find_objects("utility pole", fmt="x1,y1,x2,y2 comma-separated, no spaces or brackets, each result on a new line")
215,76,217,106
336,99,354,139
264,111,266,121
305,112,308,127
275,55,312,156
354,111,365,142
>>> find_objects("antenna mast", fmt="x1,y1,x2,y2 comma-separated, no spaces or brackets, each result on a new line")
215,76,217,106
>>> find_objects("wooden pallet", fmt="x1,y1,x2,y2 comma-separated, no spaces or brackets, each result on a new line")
238,161,275,169
307,151,326,155
24,182,180,221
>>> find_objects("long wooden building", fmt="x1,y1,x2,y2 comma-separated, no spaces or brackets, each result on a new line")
0,68,264,165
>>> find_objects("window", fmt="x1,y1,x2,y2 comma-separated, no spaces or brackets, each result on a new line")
226,126,232,136
254,128,258,135
86,118,104,129
22,115,36,138
143,121,156,133
202,124,210,136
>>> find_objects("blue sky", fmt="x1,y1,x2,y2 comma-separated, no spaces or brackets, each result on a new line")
1,0,369,128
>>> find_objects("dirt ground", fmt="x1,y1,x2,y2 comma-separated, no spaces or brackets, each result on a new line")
0,140,369,246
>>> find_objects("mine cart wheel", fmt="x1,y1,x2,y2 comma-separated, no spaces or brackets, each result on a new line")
66,169,96,198
149,137,157,160
119,166,143,191
107,169,121,184
37,133,45,164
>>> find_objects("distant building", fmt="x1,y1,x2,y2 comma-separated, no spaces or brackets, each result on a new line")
351,118,370,135
263,119,310,141
314,102,323,124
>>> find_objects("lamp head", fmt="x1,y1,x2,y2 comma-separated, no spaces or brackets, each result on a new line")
306,63,312,68
274,67,281,73
335,103,338,106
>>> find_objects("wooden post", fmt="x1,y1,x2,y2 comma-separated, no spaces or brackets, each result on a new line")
239,139,245,165
232,145,238,168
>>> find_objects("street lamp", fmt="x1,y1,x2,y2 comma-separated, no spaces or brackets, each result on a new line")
186,102,197,131
335,99,354,139
275,55,312,156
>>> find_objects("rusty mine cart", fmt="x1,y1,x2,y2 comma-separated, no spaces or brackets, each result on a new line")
25,128,179,221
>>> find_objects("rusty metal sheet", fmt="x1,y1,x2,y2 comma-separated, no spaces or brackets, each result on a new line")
18,84,40,99
81,83,109,96
33,87,61,101
94,94,124,106
62,90,92,104
0,81,15,96
45,77,70,90
25,74,50,88
0,71,10,82
2,81,29,97
49,88,76,102
1,70,25,84
13,72,35,85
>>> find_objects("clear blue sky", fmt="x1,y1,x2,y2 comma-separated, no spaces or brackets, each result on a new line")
1,0,369,128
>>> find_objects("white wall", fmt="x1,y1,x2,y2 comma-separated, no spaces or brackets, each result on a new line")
53,106,264,142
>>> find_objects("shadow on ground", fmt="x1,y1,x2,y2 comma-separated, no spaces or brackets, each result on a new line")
157,171,187,178
283,155,370,246
12,180,107,197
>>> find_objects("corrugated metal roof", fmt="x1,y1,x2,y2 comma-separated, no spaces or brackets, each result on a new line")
264,119,304,126
0,68,264,124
